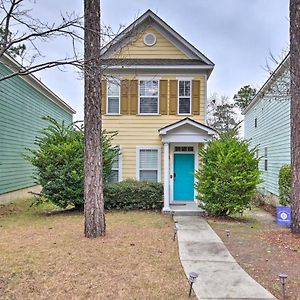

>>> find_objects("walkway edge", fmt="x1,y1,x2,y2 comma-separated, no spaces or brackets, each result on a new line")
174,216,277,300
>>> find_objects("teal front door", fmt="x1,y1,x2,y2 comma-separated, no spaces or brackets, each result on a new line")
173,153,195,201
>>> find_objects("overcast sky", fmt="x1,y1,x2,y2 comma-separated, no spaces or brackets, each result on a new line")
31,0,289,120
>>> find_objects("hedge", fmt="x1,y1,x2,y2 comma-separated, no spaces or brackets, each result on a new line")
278,164,291,206
104,179,163,210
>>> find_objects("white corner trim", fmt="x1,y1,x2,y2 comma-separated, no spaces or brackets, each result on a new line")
136,146,162,182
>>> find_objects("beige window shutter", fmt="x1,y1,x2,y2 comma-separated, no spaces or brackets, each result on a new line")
130,80,138,115
160,80,168,115
169,80,178,115
121,80,130,114
192,80,200,115
101,80,107,114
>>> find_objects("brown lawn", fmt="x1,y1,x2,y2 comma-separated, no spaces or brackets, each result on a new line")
0,200,194,300
208,207,300,300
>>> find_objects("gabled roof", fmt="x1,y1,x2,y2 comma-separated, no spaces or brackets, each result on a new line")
243,53,290,115
101,9,214,67
0,53,76,114
159,117,216,135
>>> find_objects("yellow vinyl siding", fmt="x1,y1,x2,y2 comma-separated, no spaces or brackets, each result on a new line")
113,28,189,59
103,75,206,180
103,115,205,180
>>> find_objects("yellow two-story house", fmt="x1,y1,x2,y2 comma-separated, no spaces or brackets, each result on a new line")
101,10,215,212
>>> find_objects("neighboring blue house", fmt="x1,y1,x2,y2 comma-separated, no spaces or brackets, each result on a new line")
244,54,290,200
0,53,76,203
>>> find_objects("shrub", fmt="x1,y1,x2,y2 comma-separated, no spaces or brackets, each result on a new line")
25,116,118,209
195,130,261,216
104,179,163,210
278,164,291,206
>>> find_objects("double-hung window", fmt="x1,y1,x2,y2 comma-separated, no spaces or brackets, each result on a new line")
107,80,120,114
137,147,161,182
109,147,122,183
139,80,159,114
178,80,191,114
264,147,268,171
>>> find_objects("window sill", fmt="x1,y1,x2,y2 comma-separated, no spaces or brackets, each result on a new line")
177,113,192,116
137,113,161,116
105,113,122,116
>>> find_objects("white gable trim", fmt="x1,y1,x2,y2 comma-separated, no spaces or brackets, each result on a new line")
101,10,214,66
159,118,215,135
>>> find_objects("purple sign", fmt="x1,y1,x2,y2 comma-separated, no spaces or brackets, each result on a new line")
276,206,291,226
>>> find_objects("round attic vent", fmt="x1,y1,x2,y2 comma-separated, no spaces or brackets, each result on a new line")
143,33,156,46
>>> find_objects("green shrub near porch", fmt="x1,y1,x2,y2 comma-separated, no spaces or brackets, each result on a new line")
195,130,261,216
25,116,118,209
278,164,291,206
104,180,163,210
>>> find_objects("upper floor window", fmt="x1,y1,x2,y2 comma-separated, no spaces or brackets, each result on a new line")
107,80,120,114
178,80,191,114
139,80,159,114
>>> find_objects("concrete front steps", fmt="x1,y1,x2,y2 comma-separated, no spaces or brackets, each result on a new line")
169,202,206,216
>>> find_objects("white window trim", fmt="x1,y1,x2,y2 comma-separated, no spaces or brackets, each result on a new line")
136,146,161,182
106,79,121,115
177,79,192,115
111,145,122,182
138,79,160,115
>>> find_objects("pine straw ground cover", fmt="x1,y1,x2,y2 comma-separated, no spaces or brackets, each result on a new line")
0,199,194,300
208,207,300,300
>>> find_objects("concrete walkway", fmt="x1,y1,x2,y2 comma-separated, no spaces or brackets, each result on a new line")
174,216,276,300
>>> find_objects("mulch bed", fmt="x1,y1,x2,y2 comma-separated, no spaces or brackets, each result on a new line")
208,209,300,300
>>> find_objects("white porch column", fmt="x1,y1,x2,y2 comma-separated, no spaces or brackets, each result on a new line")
163,142,170,212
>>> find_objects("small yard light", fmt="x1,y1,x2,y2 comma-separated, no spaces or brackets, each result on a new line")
279,273,288,300
188,272,198,297
173,224,178,241
225,229,230,238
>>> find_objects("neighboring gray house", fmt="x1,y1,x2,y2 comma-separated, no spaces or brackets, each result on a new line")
244,54,290,199
0,53,75,203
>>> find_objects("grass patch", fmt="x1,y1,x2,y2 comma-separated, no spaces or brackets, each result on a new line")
0,199,193,299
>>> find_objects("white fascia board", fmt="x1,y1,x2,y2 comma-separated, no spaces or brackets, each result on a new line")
159,119,215,135
0,54,76,114
106,65,214,70
243,54,290,115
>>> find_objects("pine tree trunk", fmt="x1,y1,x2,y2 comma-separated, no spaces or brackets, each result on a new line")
83,0,105,238
290,0,300,234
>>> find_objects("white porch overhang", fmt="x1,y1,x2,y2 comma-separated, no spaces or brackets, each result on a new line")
159,118,216,212
159,117,215,143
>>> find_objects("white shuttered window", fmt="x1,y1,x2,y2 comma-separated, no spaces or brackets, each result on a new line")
107,80,120,114
139,80,159,114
